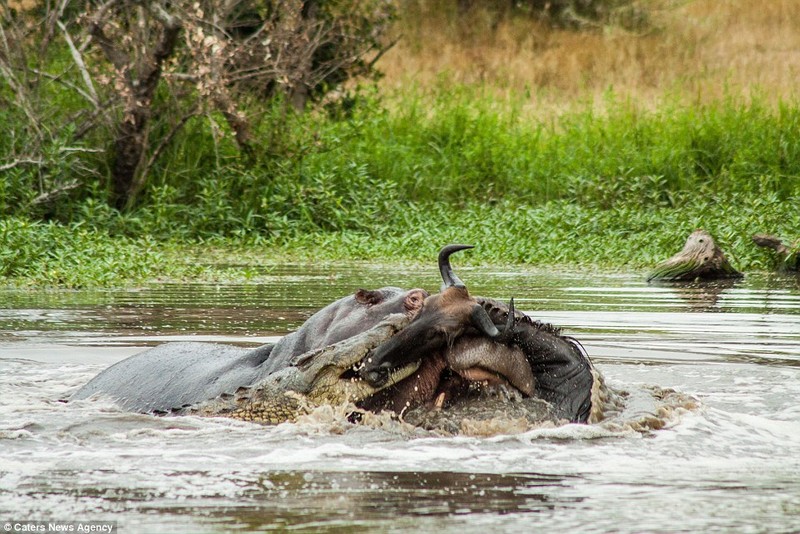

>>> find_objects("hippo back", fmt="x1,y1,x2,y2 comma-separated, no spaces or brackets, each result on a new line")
71,342,274,413
72,286,426,413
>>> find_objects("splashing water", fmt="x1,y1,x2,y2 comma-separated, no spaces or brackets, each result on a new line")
1,268,799,532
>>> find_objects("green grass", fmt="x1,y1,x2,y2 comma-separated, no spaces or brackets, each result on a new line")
2,192,795,287
0,218,193,287
2,85,799,286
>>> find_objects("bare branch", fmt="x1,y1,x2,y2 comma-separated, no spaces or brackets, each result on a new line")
137,4,182,96
72,96,120,139
57,20,99,107
30,180,81,205
368,35,401,69
41,0,72,55
163,72,199,82
88,0,130,72
28,67,97,106
0,51,43,137
0,159,45,171
142,109,198,178
146,2,180,31
58,146,105,154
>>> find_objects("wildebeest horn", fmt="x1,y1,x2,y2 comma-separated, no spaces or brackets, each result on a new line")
471,304,500,337
439,244,474,290
506,298,516,332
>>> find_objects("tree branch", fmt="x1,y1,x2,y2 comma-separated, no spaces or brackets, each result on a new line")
28,68,97,106
30,180,81,205
141,109,197,178
0,25,43,137
57,20,99,107
0,159,45,171
138,3,182,97
88,0,130,72
368,36,401,69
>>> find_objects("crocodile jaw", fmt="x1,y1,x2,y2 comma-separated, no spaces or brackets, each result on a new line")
309,360,421,406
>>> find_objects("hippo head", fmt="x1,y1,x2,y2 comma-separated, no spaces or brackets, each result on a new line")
315,286,428,349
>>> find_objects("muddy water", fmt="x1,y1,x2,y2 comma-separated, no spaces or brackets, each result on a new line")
1,266,799,533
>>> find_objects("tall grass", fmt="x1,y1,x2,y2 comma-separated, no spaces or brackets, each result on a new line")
5,86,799,239
381,0,800,104
272,88,800,220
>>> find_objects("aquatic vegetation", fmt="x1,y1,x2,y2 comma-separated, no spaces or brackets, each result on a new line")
0,218,198,288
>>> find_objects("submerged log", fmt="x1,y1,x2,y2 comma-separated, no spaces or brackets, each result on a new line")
647,229,743,282
752,234,800,271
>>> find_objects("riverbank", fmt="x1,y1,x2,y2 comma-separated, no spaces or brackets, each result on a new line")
3,2,799,288
4,89,799,287
2,188,795,287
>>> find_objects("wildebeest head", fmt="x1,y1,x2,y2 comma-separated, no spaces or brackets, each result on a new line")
359,244,500,387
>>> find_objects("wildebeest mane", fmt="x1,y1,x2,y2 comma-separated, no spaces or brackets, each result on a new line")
476,297,564,337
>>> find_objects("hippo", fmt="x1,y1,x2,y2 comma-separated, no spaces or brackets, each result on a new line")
71,285,429,413
73,245,601,425
177,309,553,425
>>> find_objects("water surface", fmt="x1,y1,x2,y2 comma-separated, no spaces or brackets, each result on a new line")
1,266,799,532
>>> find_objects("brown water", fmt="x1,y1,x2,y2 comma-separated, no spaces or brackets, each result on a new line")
1,265,799,533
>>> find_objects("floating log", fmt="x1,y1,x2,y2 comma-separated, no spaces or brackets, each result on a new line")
647,229,743,282
752,234,799,271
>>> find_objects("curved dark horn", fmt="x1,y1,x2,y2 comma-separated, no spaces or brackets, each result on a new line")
470,304,500,337
506,297,516,332
439,244,474,290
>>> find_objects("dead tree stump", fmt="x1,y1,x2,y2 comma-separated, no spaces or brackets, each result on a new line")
752,234,799,271
647,229,743,282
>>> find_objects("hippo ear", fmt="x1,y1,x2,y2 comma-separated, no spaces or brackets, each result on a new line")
470,304,500,337
403,289,428,313
355,289,383,306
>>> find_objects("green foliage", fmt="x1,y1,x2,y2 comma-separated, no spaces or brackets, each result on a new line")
253,191,800,279
6,77,800,238
0,218,173,288
3,81,800,286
